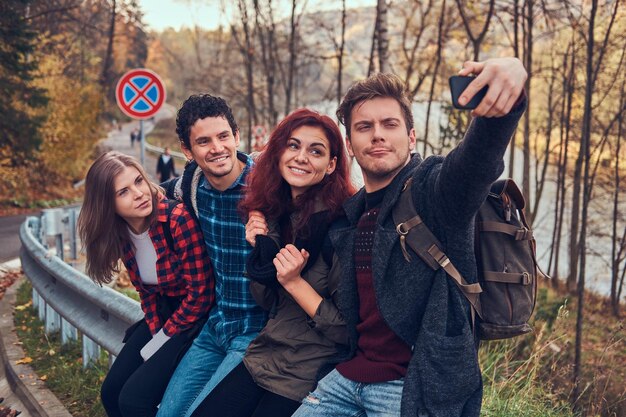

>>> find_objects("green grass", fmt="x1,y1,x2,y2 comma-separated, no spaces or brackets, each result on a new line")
480,289,577,417
117,286,140,302
14,280,108,417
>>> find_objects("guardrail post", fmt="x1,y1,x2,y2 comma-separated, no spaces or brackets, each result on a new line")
37,296,46,322
108,353,116,369
45,304,61,333
42,208,67,261
55,235,64,261
82,335,101,368
32,287,39,309
61,318,77,344
68,208,78,261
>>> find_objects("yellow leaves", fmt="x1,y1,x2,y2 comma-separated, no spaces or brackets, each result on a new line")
48,349,56,356
14,300,32,311
16,356,33,365
39,375,48,381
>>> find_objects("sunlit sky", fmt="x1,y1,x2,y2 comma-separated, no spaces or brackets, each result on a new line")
140,0,376,31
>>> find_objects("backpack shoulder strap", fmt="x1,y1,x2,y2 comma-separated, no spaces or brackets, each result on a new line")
163,199,179,253
391,178,483,317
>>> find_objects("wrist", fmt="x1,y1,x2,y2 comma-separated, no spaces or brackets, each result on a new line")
281,275,305,292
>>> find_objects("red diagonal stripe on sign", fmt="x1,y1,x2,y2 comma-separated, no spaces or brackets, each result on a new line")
126,79,157,109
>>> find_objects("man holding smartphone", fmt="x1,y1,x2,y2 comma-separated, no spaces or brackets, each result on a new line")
291,57,526,417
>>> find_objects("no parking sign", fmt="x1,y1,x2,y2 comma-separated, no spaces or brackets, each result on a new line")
115,68,166,119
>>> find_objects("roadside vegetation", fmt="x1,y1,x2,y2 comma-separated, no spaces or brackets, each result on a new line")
10,275,624,416
13,280,107,417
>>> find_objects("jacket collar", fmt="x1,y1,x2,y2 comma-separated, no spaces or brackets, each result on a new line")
342,153,423,225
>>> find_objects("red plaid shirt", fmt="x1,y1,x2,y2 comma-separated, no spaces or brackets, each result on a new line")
122,200,214,336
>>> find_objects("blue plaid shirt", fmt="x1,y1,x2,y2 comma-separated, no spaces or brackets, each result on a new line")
196,152,267,344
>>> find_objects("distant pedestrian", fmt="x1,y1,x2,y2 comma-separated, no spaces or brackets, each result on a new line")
131,128,140,147
78,151,214,417
157,147,178,183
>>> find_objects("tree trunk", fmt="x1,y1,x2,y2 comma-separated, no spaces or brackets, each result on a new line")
572,0,596,408
377,0,390,73
100,0,116,92
368,13,378,76
337,0,346,106
549,41,574,287
284,0,298,114
531,56,556,220
522,0,533,224
611,77,625,316
422,0,446,156
508,0,520,179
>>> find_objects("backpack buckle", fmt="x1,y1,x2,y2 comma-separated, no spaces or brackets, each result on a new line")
522,272,531,285
396,223,409,235
515,228,533,240
429,247,451,268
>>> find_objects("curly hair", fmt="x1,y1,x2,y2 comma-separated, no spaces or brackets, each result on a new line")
239,108,356,232
176,94,238,149
336,72,414,138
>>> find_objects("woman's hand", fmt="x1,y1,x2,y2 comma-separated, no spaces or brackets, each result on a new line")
245,210,269,247
273,244,310,288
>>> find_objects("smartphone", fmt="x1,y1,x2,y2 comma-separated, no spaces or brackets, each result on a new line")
449,75,488,110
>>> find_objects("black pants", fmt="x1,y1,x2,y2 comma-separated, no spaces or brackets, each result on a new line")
100,320,190,417
190,362,301,417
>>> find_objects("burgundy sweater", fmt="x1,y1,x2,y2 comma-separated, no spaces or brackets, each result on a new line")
336,188,412,382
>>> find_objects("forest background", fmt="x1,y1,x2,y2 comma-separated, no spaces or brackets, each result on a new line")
1,0,625,415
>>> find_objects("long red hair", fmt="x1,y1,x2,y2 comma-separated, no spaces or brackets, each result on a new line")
240,108,355,231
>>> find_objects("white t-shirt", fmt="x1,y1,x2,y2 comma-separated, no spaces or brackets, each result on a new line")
128,228,158,285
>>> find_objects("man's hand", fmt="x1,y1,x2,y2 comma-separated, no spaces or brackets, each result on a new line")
273,244,309,288
245,210,269,247
458,57,527,118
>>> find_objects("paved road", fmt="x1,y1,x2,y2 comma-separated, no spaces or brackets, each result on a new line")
0,214,29,263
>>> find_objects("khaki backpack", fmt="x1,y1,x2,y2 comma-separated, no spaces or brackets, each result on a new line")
392,178,540,340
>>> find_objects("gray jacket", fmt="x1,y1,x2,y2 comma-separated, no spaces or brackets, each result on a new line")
329,104,525,417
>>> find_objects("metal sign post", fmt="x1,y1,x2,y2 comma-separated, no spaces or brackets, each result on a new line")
140,119,145,166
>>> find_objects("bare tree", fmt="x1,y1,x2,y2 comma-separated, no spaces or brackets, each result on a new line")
399,0,435,101
254,0,278,127
548,39,576,288
100,0,116,94
422,0,448,156
611,76,626,316
231,0,258,152
573,0,621,407
521,0,534,223
454,0,495,61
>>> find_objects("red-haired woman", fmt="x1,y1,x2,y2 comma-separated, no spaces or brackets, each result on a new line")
189,109,356,417
78,151,214,417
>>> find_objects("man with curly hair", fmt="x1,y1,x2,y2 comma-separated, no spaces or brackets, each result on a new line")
158,94,266,417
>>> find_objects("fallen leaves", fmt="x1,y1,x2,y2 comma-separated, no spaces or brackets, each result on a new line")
14,300,32,311
16,356,33,365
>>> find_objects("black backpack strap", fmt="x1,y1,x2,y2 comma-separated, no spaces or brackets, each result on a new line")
391,178,483,319
163,200,179,253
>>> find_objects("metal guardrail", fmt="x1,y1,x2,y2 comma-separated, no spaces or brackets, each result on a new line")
19,213,143,366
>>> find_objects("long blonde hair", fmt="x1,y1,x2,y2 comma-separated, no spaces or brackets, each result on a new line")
78,151,161,285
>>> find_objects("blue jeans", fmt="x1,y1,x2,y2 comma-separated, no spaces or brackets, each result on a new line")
156,322,258,417
292,369,404,417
